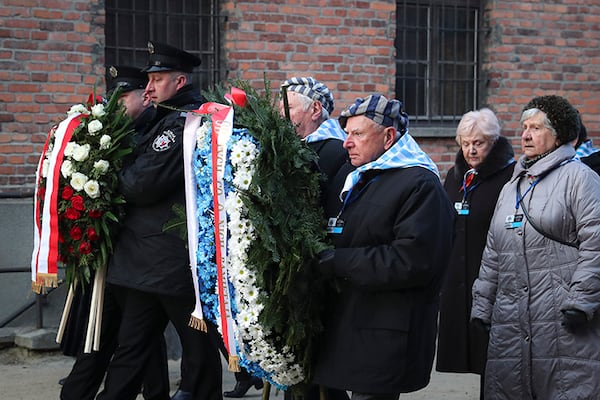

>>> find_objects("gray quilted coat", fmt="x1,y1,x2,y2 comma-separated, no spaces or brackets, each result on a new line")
471,144,600,400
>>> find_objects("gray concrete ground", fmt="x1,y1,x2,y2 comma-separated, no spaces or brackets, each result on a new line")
0,345,479,400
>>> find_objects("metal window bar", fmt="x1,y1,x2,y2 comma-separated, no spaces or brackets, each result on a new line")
105,0,226,91
396,0,486,127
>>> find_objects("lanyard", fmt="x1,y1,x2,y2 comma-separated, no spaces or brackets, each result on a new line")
337,175,381,218
460,168,479,203
514,179,540,210
514,158,574,210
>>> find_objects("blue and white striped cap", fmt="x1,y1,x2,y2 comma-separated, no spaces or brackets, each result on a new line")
281,76,335,114
339,94,409,135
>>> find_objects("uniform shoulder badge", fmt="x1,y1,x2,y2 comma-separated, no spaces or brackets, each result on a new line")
152,130,176,152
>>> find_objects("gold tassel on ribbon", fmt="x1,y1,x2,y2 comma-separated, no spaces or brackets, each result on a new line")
228,354,241,372
31,281,43,295
188,316,208,333
32,273,58,294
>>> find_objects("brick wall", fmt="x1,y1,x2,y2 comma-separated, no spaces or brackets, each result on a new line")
0,0,599,195
483,0,600,147
0,0,105,195
222,0,397,110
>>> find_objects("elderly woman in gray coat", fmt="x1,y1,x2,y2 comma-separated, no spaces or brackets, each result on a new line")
471,95,600,400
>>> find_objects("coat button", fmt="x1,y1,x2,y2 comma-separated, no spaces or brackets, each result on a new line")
524,335,530,341
517,230,523,236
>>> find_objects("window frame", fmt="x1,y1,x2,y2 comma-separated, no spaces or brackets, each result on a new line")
395,0,487,137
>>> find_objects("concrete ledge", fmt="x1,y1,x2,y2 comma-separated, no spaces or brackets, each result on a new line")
14,328,60,351
0,327,33,349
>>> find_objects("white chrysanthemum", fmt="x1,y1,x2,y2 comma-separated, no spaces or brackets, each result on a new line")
70,172,89,191
230,140,257,167
67,104,87,116
87,119,103,135
72,143,91,162
91,103,106,118
236,310,256,330
99,134,111,150
63,142,76,158
41,158,50,178
233,169,253,190
196,121,211,147
60,160,74,178
93,160,109,174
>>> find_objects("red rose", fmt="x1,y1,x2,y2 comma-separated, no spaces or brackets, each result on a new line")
69,226,83,241
64,207,81,220
71,195,85,211
38,187,45,199
88,209,103,219
62,186,74,200
79,241,92,254
87,227,99,241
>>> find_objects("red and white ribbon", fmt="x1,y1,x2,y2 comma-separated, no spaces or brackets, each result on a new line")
183,112,208,331
31,113,82,293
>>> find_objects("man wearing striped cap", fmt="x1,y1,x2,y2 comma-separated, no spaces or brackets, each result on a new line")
280,76,353,217
313,94,455,400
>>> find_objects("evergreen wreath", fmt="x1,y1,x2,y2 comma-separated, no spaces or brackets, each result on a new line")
199,78,331,390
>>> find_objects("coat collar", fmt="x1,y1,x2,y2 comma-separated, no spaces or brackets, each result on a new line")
454,136,515,181
512,143,576,182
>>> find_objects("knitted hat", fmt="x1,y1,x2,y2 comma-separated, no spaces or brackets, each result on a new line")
523,95,579,145
281,77,334,114
339,94,409,135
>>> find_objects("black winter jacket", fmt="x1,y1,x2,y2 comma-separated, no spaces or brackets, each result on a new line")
313,166,455,394
107,85,203,297
436,136,515,374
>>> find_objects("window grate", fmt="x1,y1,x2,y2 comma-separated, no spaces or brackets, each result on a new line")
105,0,226,91
396,0,488,128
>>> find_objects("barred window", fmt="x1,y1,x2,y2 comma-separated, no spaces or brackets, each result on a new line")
396,0,486,135
105,0,225,91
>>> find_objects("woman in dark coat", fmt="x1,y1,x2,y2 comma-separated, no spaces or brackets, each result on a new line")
436,108,515,398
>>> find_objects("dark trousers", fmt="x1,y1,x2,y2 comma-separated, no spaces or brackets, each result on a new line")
60,284,169,400
177,317,251,394
97,288,222,400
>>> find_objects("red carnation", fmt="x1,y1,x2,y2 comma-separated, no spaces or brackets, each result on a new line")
87,227,99,241
38,187,46,199
71,195,85,211
79,241,92,254
69,226,83,241
62,186,74,200
88,209,103,219
64,207,81,220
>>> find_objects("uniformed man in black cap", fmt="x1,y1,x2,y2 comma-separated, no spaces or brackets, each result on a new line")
98,43,222,400
107,65,156,132
59,65,170,400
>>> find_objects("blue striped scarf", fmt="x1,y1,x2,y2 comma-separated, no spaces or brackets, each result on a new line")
304,119,347,143
340,132,439,199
